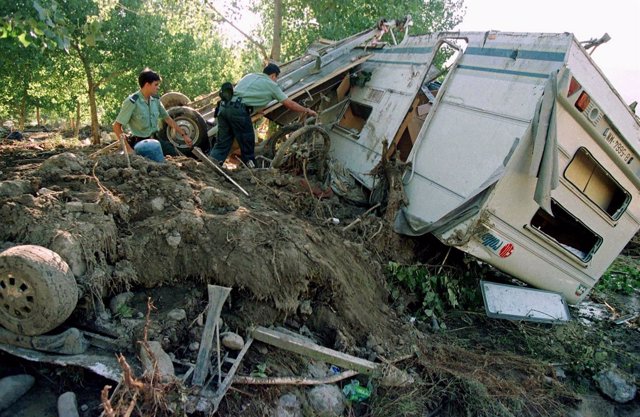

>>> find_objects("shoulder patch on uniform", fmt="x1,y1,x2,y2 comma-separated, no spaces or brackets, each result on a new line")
129,93,139,103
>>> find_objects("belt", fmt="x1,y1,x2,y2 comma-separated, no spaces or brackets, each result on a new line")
127,135,154,146
224,98,253,114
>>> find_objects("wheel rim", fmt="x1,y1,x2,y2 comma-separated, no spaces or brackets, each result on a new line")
172,117,200,147
0,272,36,321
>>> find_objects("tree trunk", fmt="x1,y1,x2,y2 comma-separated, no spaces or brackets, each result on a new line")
18,88,26,131
270,0,283,62
74,45,101,144
74,101,81,138
36,105,41,126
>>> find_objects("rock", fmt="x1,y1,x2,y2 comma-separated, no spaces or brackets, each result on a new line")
299,300,313,316
307,384,345,417
139,341,175,382
167,308,187,321
166,231,181,248
109,292,135,315
50,230,86,277
276,393,302,417
0,179,32,197
594,368,637,403
189,342,200,352
83,202,104,214
198,186,240,211
66,201,84,212
150,196,165,211
57,391,80,417
307,360,330,379
0,374,35,411
221,332,245,350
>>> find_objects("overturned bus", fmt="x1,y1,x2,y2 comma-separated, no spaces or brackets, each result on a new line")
164,18,640,305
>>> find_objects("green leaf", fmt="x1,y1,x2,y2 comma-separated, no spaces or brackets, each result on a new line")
17,32,31,47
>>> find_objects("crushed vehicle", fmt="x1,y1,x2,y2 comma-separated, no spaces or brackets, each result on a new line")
1,17,639,342
160,17,640,305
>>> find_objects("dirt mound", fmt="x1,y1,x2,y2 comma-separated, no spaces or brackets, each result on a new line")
0,142,401,345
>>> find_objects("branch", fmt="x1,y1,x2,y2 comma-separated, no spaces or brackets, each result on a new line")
96,69,128,89
204,1,269,62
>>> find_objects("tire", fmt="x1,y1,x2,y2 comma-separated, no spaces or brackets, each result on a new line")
256,123,303,160
160,92,191,109
271,125,331,169
0,245,78,336
157,106,210,154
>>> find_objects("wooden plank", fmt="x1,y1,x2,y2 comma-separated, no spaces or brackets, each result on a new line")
250,326,378,375
192,285,231,386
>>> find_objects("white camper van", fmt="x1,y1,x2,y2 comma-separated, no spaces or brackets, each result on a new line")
168,18,640,305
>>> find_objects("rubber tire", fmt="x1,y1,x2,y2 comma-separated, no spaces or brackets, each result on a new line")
257,123,303,160
0,245,78,336
160,91,191,109
157,106,210,154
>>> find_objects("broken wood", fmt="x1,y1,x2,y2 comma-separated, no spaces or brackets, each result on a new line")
192,285,231,386
234,369,358,385
342,202,381,231
251,326,377,374
250,326,413,387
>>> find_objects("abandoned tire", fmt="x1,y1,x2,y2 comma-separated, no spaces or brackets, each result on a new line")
257,123,303,160
160,91,191,109
157,106,210,154
0,245,78,336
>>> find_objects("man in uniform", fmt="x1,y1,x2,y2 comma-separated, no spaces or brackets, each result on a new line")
113,68,192,162
209,63,318,168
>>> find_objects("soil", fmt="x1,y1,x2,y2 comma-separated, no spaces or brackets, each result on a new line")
0,133,638,417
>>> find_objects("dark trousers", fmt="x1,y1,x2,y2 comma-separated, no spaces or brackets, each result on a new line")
209,102,255,164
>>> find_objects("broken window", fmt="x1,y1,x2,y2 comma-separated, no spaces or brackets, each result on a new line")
564,147,630,220
333,100,372,138
530,199,602,262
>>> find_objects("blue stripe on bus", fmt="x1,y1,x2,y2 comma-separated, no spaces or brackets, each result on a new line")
458,64,550,79
465,47,565,62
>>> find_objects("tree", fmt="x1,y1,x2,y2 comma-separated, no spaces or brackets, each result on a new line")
253,0,466,62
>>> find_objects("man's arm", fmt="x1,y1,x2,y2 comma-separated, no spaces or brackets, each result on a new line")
163,117,193,146
282,99,318,118
113,121,134,153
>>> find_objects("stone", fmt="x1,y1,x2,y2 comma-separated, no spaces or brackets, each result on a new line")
306,360,329,379
307,384,345,417
276,393,302,417
0,374,35,411
221,332,245,350
166,231,181,248
65,201,84,213
0,179,31,197
50,230,86,277
299,300,313,316
198,186,240,211
109,292,135,315
189,342,200,352
167,308,187,321
139,341,175,382
83,202,104,214
150,196,165,212
57,391,80,417
594,368,637,403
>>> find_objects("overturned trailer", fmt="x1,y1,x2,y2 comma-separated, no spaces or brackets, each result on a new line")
164,18,640,305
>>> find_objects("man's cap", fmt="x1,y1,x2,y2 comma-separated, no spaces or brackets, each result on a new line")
263,63,281,76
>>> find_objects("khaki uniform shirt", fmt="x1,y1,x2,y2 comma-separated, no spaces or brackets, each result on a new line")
115,91,169,138
234,73,288,109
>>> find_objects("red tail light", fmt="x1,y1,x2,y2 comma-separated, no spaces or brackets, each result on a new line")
575,92,590,112
568,77,582,97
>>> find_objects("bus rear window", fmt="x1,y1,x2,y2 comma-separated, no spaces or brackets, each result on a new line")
564,147,630,220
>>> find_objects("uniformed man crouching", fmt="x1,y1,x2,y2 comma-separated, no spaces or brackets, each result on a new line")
113,68,192,162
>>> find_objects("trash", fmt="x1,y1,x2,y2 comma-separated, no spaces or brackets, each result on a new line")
342,379,372,402
329,365,341,375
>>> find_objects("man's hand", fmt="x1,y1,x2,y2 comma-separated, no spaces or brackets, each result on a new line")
180,131,193,147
